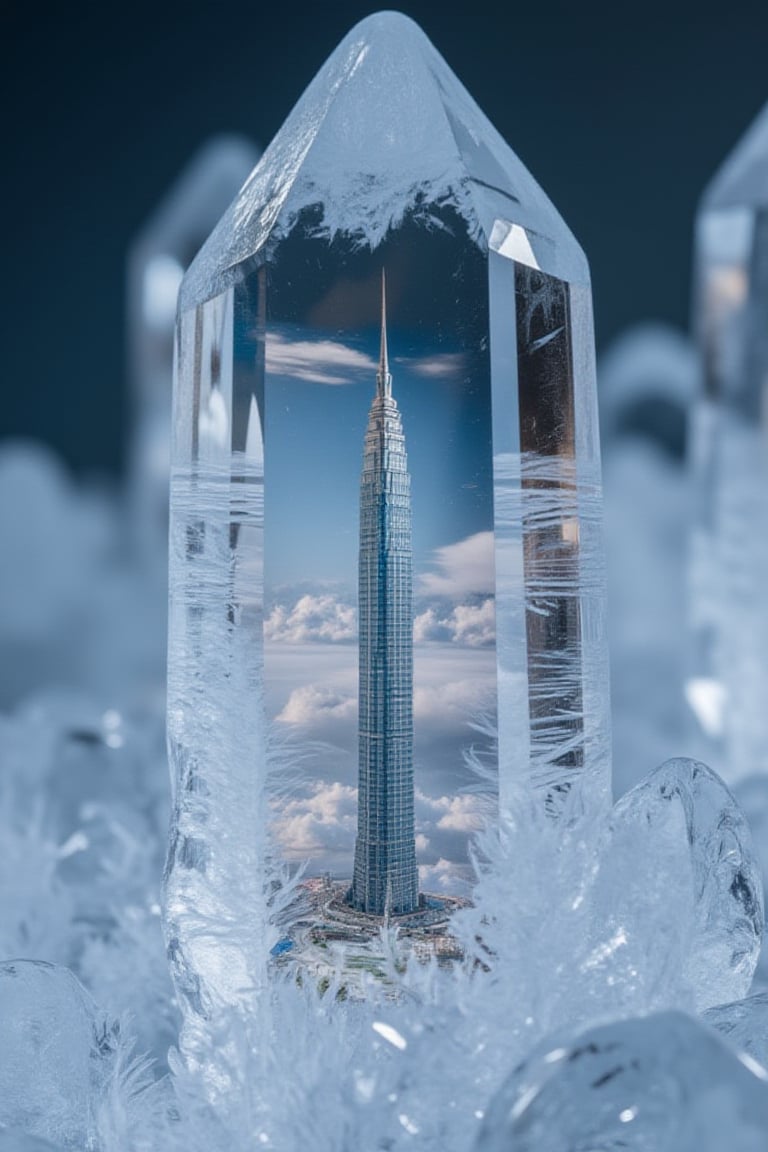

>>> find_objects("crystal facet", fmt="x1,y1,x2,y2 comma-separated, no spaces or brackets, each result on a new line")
128,136,259,570
165,12,610,1027
611,757,764,1009
689,103,768,781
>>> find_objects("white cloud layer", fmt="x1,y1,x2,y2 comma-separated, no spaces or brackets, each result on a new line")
265,594,356,644
273,781,358,860
398,352,467,379
419,531,496,598
266,331,375,385
276,684,357,727
414,598,495,647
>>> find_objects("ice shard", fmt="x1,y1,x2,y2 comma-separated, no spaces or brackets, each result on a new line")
127,136,259,571
165,11,610,1024
688,103,768,781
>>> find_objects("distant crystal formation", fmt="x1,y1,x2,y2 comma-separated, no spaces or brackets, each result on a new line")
475,1011,768,1151
128,136,259,570
689,103,768,781
166,11,610,1030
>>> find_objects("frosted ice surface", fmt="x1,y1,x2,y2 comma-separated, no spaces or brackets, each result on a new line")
474,1011,768,1151
611,758,764,1009
706,991,768,1068
181,11,587,309
0,961,117,1149
598,323,696,457
704,101,768,209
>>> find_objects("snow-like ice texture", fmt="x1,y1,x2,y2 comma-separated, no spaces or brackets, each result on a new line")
474,1011,768,1152
598,323,696,458
0,689,178,1069
180,10,587,312
0,960,153,1150
612,758,764,1009
706,991,768,1067
138,757,763,1151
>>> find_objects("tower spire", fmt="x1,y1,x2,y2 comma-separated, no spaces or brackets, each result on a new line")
377,268,392,398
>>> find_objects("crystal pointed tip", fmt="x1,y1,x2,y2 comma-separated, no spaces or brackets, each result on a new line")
181,10,587,310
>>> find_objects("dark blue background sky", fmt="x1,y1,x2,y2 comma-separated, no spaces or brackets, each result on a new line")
3,0,767,476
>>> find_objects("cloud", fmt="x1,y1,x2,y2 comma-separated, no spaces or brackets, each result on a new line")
269,779,485,878
273,780,358,860
276,684,357,728
265,594,357,643
266,331,375,385
398,352,467,379
418,858,471,893
419,532,495,598
413,678,494,729
416,791,484,836
414,598,495,647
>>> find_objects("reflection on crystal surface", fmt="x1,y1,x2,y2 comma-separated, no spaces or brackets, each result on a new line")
475,1011,768,1152
165,12,610,1027
689,104,768,783
128,136,259,571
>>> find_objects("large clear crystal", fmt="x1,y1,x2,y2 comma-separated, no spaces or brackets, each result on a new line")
688,104,768,781
165,11,610,1026
128,136,259,571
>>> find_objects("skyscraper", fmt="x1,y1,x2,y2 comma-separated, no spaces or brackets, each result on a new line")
350,271,419,917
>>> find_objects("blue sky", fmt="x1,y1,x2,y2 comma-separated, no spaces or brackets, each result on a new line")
263,320,493,591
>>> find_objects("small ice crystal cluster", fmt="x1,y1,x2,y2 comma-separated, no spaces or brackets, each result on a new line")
2,467,768,1151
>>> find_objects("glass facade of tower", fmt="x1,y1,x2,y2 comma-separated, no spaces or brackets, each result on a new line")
351,283,419,916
